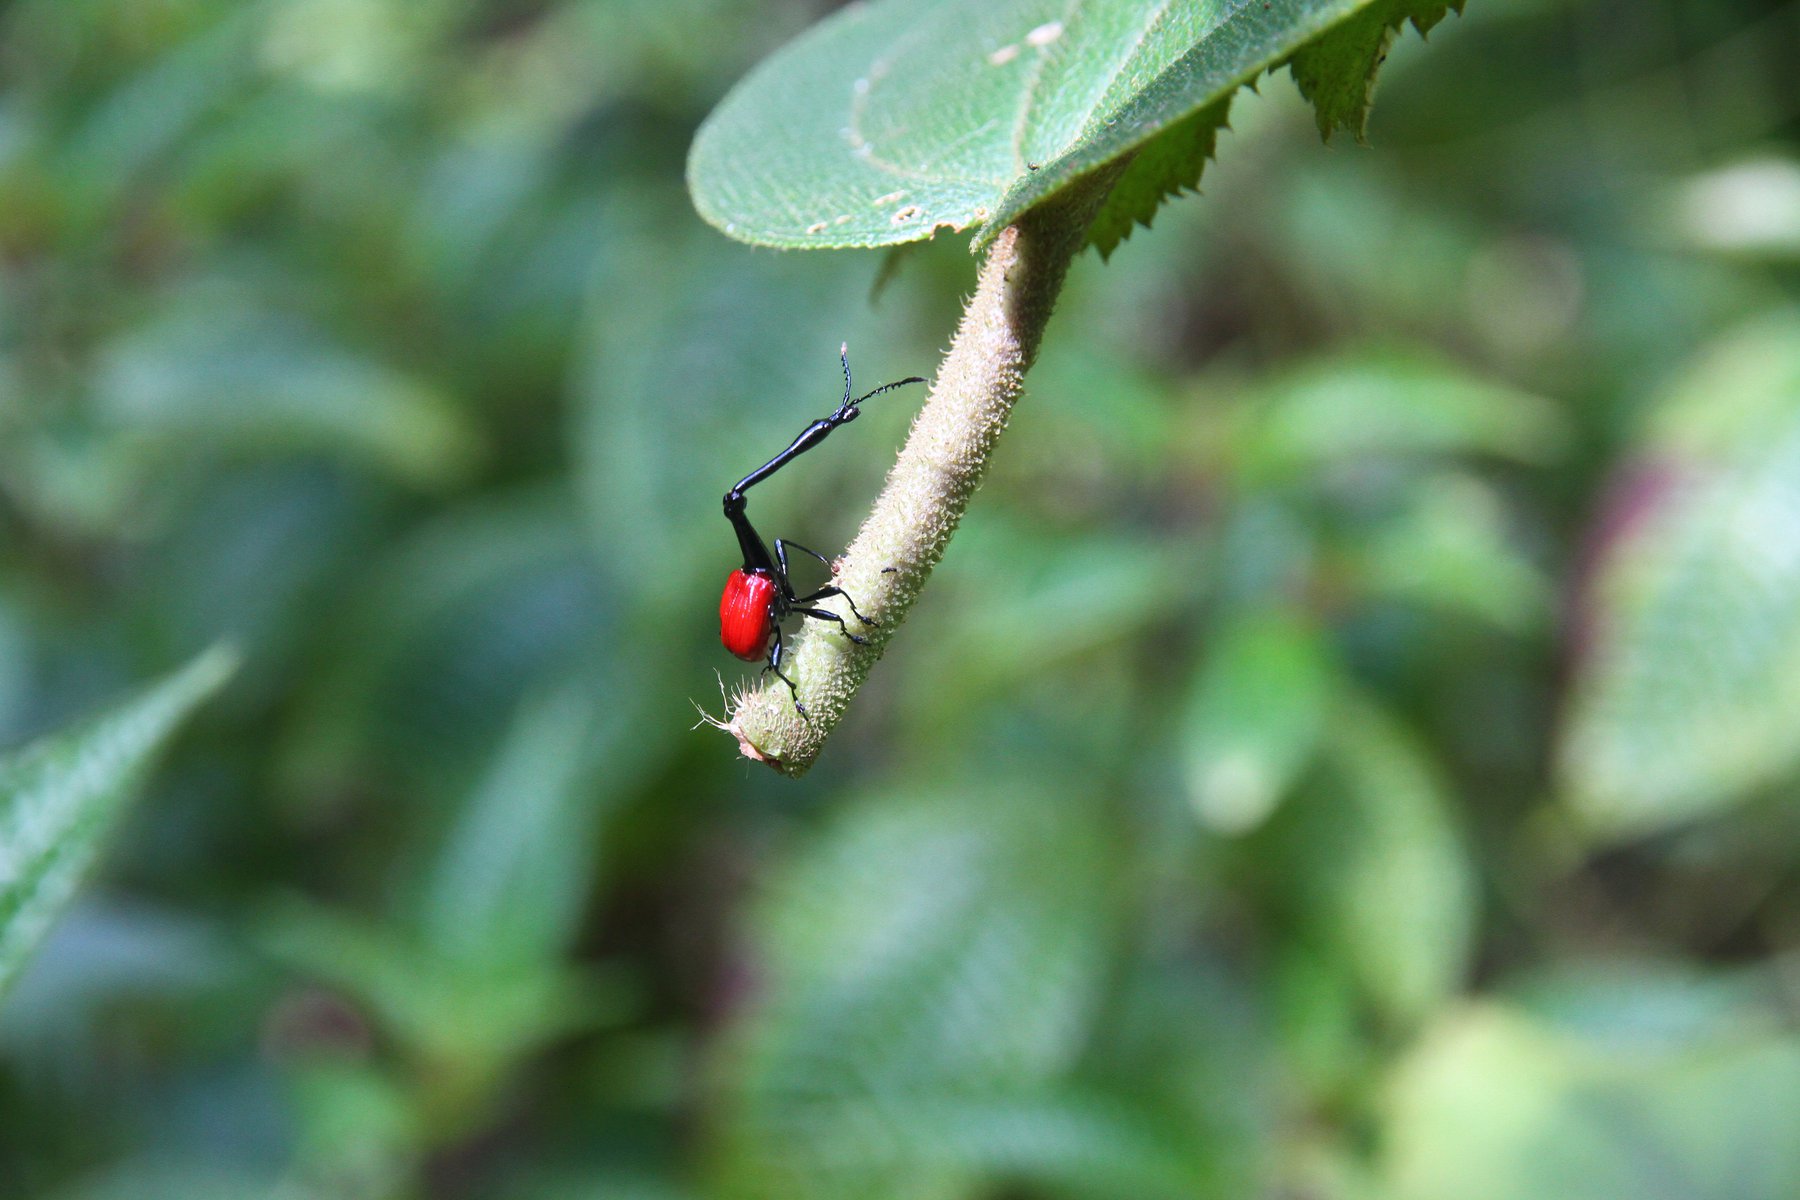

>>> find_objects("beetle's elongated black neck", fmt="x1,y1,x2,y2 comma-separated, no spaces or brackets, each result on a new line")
723,413,855,574
724,491,775,574
720,356,927,576
731,416,844,496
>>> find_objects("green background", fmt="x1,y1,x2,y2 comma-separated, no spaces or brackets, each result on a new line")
2,0,1799,1197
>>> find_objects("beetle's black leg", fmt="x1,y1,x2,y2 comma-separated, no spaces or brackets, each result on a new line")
775,538,834,575
799,606,870,645
773,538,828,601
761,627,806,715
778,539,878,625
792,583,878,626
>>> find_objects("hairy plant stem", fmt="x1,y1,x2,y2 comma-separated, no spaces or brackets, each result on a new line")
722,175,1119,775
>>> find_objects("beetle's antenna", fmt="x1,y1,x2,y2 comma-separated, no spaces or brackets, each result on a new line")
836,343,924,415
723,347,926,574
852,375,928,407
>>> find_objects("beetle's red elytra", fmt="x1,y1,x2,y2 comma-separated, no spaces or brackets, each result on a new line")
720,568,779,662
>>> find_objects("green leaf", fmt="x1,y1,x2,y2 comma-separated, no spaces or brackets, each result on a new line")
1257,696,1475,1026
1561,314,1800,837
905,511,1193,714
1086,96,1232,258
0,648,235,1001
688,0,1458,251
709,785,1120,1200
419,687,604,970
285,1058,419,1197
1673,158,1800,261
1235,347,1566,485
265,694,629,1113
500,1171,694,1200
96,305,481,489
1381,1000,1800,1200
1287,0,1463,143
262,898,615,1111
1350,473,1551,634
725,1093,1212,1200
48,1162,289,1200
1179,607,1336,834
275,488,611,799
1078,963,1275,1197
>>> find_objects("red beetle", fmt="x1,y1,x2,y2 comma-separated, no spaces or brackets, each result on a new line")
719,346,923,712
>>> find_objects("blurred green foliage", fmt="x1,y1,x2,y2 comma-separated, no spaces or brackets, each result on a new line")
2,1,1799,1197
0,648,232,1001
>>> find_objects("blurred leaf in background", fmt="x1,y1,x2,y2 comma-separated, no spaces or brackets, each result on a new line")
1562,314,1800,838
0,648,233,998
708,783,1135,1199
1382,970,1800,1200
